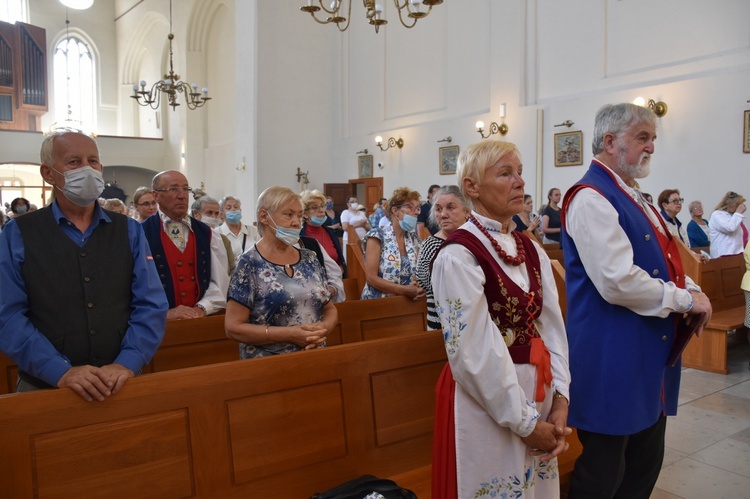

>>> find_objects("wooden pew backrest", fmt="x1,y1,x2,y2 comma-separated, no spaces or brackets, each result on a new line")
329,295,429,346
0,332,447,498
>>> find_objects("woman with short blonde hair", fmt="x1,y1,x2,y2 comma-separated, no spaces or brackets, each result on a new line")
225,186,337,359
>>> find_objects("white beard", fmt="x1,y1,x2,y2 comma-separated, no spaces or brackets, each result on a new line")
617,149,651,179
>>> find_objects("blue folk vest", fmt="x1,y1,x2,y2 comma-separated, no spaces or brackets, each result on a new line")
561,161,683,435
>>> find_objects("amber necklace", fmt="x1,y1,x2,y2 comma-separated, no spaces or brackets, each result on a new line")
469,214,526,266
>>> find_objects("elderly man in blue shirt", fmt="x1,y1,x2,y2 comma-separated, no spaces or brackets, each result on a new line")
0,129,168,402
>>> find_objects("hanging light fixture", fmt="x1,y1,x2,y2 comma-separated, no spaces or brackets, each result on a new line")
59,0,94,10
131,0,210,111
300,0,443,34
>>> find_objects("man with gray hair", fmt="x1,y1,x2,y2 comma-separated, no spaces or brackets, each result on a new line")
561,103,712,497
0,130,168,402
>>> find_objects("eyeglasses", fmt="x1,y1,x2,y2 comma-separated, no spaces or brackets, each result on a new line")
306,204,325,212
727,192,739,199
137,201,157,207
155,186,192,194
667,198,684,204
398,203,420,214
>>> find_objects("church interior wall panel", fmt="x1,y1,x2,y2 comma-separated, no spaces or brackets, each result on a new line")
255,1,335,196
206,4,235,152
605,0,750,79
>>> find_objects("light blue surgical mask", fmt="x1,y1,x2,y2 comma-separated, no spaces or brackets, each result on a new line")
326,202,333,210
399,213,418,232
309,215,327,226
225,210,242,224
268,215,301,246
50,165,105,207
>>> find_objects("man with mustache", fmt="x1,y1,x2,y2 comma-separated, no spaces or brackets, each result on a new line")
560,103,712,498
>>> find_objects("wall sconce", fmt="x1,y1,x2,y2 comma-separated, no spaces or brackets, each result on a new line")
554,120,574,128
633,97,668,117
355,148,368,155
437,136,452,143
475,121,508,139
375,136,404,151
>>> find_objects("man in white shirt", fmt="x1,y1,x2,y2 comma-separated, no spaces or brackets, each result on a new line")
561,103,712,498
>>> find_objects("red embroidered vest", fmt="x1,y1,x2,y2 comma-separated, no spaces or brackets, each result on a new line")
160,229,200,307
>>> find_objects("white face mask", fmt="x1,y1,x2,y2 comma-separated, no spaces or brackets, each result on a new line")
201,215,220,228
51,166,105,207
349,202,358,210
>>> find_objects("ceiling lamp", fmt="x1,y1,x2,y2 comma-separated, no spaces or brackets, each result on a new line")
131,0,210,111
60,0,94,9
300,0,443,34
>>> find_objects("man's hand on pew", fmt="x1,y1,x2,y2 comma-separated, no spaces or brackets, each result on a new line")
57,364,132,402
167,305,205,321
686,290,712,337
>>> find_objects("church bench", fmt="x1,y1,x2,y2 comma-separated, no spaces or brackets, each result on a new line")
0,332,447,498
0,330,582,498
0,296,429,394
677,245,745,374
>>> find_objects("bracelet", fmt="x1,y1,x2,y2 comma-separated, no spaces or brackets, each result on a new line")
553,391,568,404
265,325,270,343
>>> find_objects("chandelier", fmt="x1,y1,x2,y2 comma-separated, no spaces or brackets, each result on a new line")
300,0,443,33
131,0,210,111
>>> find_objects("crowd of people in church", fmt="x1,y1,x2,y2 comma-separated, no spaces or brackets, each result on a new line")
1,102,749,498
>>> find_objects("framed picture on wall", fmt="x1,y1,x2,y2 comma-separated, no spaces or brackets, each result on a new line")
439,145,460,175
358,154,373,178
744,110,750,153
554,131,583,167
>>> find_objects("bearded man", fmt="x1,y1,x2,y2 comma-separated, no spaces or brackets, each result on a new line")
560,103,712,498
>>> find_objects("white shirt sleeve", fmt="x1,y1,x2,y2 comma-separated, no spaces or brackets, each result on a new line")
196,230,229,315
318,240,346,302
431,210,575,438
565,188,693,316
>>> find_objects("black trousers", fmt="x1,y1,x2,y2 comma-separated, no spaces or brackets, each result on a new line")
568,415,667,499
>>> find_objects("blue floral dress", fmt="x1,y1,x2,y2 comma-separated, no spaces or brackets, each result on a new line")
227,245,331,359
360,225,421,300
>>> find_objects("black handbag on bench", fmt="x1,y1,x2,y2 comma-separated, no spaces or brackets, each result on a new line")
310,474,417,499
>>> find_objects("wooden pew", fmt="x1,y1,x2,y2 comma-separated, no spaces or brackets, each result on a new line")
0,332,446,498
677,244,745,374
0,296,429,394
329,295,429,345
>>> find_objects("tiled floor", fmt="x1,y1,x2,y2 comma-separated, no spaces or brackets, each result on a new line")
652,333,750,499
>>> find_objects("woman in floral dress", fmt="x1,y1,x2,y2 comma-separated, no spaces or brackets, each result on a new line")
360,187,425,301
224,186,338,359
431,140,571,498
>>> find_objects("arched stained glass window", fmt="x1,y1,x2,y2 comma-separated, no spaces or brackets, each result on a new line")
53,36,96,128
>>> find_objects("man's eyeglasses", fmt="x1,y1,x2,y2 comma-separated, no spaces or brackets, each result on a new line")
667,198,684,204
155,186,192,194
138,201,157,207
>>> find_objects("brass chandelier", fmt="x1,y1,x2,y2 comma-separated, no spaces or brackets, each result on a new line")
131,0,210,111
300,0,444,33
